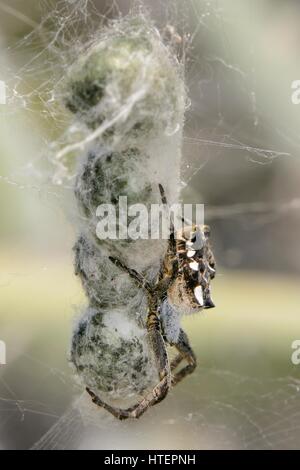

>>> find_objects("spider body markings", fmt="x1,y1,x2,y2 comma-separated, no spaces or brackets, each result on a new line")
86,185,216,419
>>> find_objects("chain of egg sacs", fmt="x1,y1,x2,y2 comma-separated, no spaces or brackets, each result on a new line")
65,16,186,405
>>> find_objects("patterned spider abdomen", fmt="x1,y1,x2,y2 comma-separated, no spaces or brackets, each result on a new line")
167,225,216,315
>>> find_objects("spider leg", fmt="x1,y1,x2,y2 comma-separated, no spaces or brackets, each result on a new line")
86,370,168,420
170,329,197,386
87,307,171,420
158,184,176,255
158,183,168,206
109,256,152,293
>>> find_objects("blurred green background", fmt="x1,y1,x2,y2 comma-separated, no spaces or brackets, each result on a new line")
0,0,300,450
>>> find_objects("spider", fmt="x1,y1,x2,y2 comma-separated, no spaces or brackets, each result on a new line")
86,184,216,419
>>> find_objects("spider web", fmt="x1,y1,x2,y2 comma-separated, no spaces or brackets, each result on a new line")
0,0,298,203
0,0,300,450
29,371,300,450
1,351,300,450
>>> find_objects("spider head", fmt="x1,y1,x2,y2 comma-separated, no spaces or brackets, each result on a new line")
168,224,216,314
